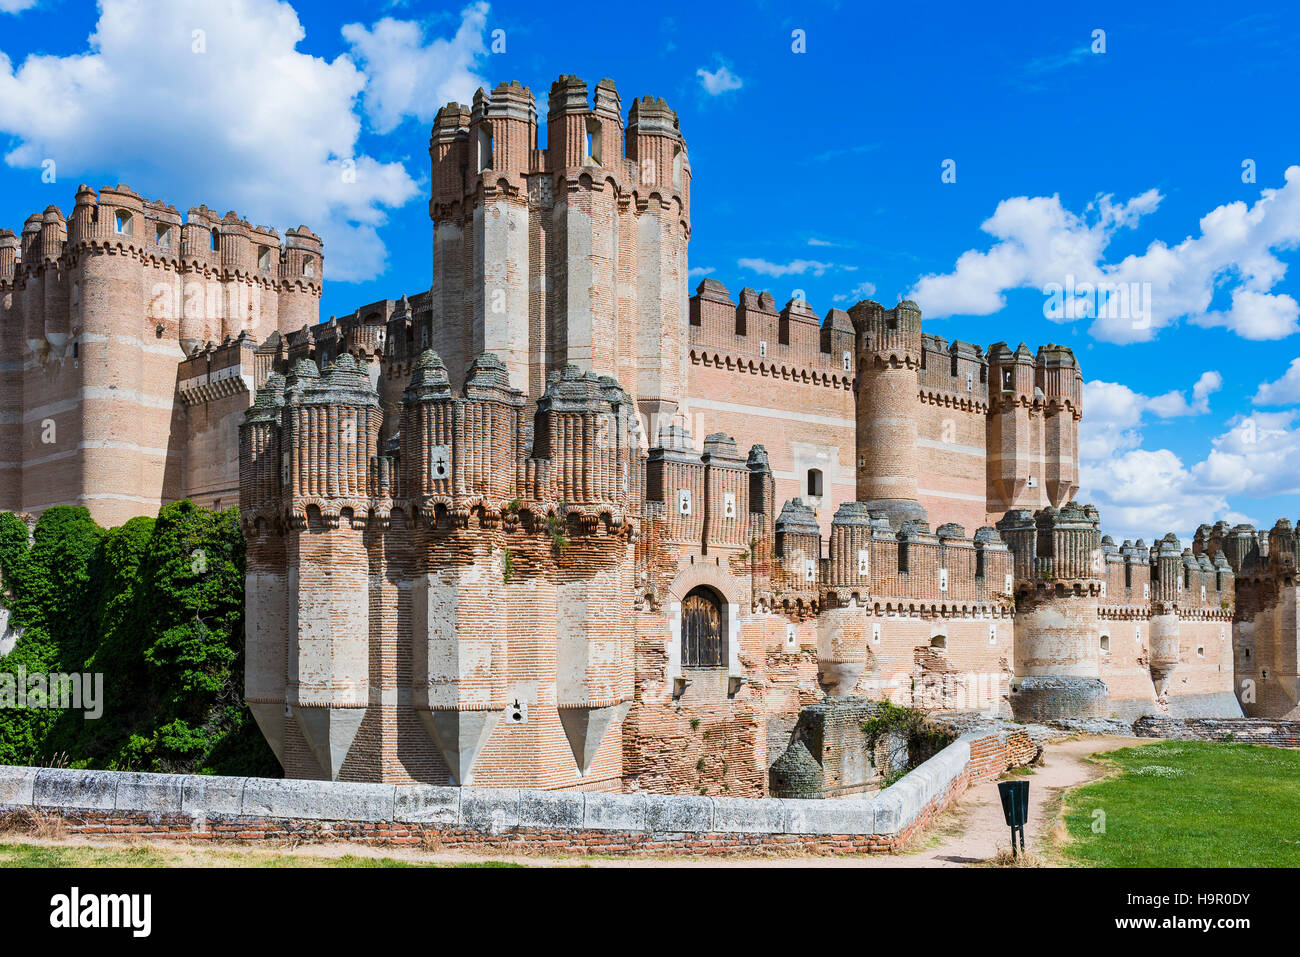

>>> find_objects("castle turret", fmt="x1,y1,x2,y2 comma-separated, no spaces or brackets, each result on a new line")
850,299,926,528
239,373,288,762
1148,533,1185,702
1002,502,1109,721
280,355,380,779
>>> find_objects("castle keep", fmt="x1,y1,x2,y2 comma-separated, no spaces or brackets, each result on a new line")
3,74,1296,793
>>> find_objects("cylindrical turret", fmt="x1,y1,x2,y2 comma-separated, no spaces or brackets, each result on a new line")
851,298,926,528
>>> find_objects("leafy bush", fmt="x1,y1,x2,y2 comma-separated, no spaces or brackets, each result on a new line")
0,502,278,776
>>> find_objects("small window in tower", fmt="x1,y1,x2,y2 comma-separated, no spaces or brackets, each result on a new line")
114,211,133,236
759,340,767,357
842,350,851,372
585,116,602,166
966,371,974,391
155,224,171,248
209,228,219,251
930,634,947,650
1100,634,1111,653
1003,369,1013,390
939,568,949,592
857,548,869,576
303,259,315,278
872,623,881,644
257,245,271,271
807,468,823,498
672,147,683,189
1197,645,1205,658
477,126,493,173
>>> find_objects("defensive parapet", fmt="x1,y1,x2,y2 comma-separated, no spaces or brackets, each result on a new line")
239,351,642,785
749,494,1013,616
687,279,857,383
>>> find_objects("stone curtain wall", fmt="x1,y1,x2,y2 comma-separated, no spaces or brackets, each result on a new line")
0,729,1033,854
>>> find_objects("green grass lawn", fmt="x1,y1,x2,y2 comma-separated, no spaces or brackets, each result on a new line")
0,842,524,868
1061,741,1300,867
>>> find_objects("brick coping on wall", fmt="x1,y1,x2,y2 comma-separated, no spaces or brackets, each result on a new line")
0,729,1036,855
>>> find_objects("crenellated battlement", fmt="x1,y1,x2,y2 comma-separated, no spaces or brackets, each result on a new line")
0,185,324,288
987,341,1083,415
428,76,689,220
687,279,857,381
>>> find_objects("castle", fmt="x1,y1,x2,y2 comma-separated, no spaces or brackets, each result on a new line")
2,74,1296,793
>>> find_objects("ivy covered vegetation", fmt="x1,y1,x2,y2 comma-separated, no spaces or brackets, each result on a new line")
0,502,278,776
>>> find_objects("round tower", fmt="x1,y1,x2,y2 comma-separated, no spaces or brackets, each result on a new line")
1007,503,1110,721
850,299,926,528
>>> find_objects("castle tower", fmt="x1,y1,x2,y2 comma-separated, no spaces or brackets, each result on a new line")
850,299,926,528
425,77,691,441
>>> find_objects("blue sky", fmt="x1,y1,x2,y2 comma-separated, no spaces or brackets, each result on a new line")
1,0,1298,542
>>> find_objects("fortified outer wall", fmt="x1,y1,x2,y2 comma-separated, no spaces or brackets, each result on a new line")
679,279,1082,544
0,186,322,525
1199,519,1300,719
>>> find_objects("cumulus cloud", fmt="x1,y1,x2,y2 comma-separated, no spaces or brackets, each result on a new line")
1253,358,1300,405
738,258,836,278
697,62,742,96
0,0,494,281
833,281,878,303
1078,372,1236,541
0,0,38,13
909,168,1300,344
688,265,715,278
341,4,488,135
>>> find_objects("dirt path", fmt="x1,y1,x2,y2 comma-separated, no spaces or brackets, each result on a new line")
879,735,1146,867
1,736,1145,867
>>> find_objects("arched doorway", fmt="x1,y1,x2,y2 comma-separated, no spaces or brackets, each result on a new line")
682,587,726,668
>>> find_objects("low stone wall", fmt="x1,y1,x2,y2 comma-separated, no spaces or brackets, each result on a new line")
0,728,1036,855
1133,716,1300,747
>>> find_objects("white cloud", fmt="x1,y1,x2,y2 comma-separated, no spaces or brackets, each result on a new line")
909,168,1300,344
1193,411,1300,499
697,62,742,96
0,0,491,282
0,0,38,13
1078,372,1230,540
341,5,488,135
1253,358,1300,405
807,237,833,247
738,257,835,278
833,281,877,303
689,266,715,278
